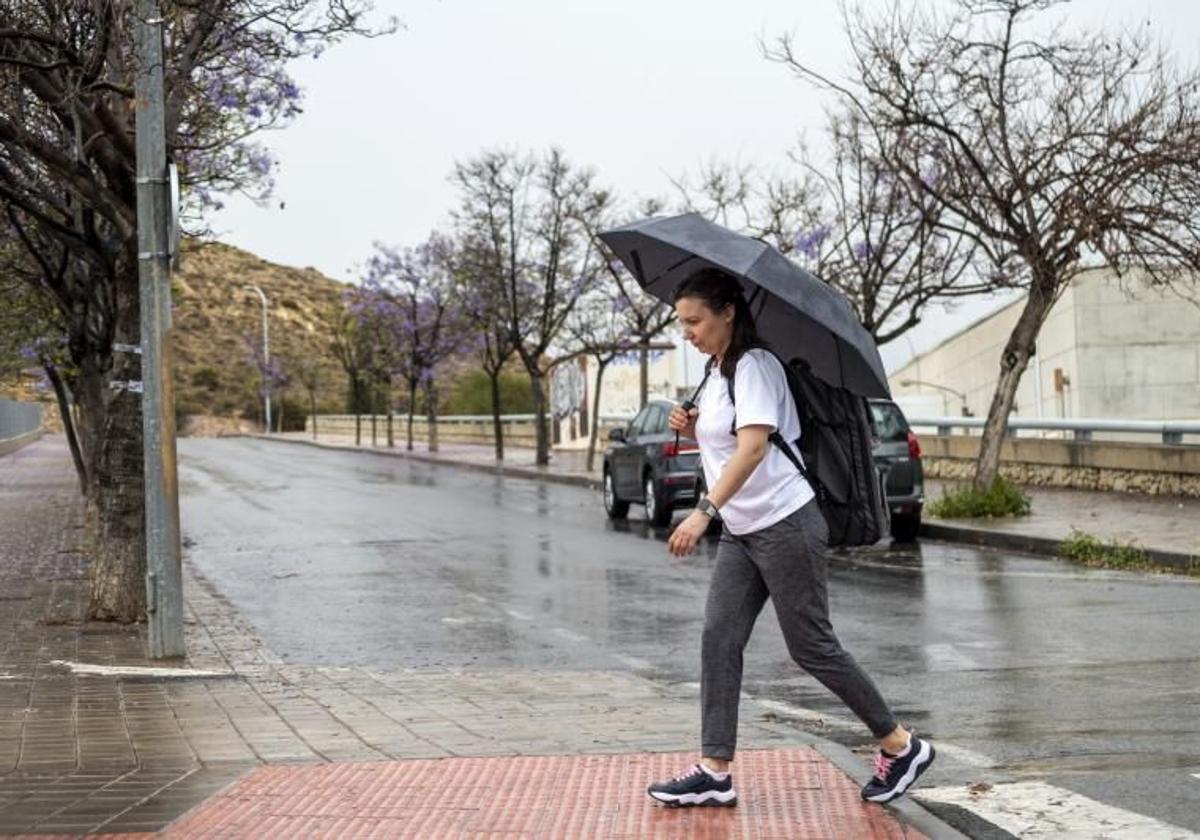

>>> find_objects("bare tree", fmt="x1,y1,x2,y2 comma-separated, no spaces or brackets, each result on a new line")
578,198,679,409
292,357,328,440
456,238,521,460
329,296,375,447
674,111,982,346
773,0,1200,489
452,148,611,466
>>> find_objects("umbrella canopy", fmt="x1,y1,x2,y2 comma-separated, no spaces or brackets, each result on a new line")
599,213,890,399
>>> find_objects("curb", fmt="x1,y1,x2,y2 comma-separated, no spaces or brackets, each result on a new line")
920,521,1198,571
240,434,603,491
0,427,45,458
803,735,969,840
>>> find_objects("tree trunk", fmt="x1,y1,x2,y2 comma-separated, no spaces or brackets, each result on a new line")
973,280,1056,490
85,264,146,623
406,381,416,451
586,359,608,473
371,412,377,446
45,363,88,494
639,341,649,408
353,376,362,445
387,410,394,448
578,356,589,438
530,368,550,466
309,390,317,440
489,369,504,461
426,381,439,453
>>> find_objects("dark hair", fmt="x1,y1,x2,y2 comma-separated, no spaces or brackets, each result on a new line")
673,267,767,380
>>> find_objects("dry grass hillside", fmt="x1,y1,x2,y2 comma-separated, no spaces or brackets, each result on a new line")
172,240,350,434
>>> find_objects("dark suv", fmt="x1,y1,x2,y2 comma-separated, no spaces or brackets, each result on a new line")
602,399,700,527
683,398,925,542
869,399,924,542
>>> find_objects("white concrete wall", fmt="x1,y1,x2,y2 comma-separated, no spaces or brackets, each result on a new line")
889,268,1200,441
1072,270,1200,422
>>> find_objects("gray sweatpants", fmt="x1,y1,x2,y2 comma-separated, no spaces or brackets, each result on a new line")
701,500,898,760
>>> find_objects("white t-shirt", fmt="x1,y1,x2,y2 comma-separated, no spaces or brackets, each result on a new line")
694,348,814,535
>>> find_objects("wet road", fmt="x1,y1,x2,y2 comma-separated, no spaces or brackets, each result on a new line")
179,438,1200,834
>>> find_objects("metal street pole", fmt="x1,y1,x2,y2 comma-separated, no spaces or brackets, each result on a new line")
243,285,271,432
135,0,184,658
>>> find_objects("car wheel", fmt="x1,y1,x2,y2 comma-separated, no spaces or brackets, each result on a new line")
890,512,921,543
603,469,630,519
645,474,673,527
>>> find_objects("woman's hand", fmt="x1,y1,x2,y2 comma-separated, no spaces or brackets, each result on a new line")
668,510,711,557
668,404,699,439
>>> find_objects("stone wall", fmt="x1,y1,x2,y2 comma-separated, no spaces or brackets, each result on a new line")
921,434,1200,497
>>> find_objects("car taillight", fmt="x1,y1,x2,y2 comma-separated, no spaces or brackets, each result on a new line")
907,431,921,459
661,441,699,458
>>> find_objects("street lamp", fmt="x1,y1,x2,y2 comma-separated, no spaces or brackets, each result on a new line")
244,284,271,432
899,378,970,416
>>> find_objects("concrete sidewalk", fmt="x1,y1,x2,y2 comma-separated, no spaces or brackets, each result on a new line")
0,437,954,838
271,431,1200,566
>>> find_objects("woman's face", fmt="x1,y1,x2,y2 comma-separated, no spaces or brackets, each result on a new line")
675,296,734,358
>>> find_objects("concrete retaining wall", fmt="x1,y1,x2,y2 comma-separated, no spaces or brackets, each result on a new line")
921,434,1200,497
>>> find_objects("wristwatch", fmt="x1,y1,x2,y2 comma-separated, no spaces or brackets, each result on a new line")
696,496,719,519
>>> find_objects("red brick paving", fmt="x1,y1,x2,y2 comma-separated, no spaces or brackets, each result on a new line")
145,748,925,838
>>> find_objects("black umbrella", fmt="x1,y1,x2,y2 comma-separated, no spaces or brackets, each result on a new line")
599,213,890,399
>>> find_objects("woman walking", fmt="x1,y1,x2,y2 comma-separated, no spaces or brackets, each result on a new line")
646,267,934,807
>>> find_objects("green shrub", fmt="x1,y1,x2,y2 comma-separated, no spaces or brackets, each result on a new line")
926,477,1031,518
441,370,535,415
1059,529,1151,570
191,366,221,392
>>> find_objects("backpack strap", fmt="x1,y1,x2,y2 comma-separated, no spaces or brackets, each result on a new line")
725,350,812,485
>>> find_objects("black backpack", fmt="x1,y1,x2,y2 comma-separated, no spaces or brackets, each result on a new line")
691,349,889,547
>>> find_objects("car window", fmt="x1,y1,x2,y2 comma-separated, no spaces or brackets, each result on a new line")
869,402,909,443
634,405,661,437
647,405,668,435
628,407,650,437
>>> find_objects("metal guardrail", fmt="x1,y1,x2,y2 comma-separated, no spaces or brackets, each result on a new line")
0,399,42,441
908,416,1200,445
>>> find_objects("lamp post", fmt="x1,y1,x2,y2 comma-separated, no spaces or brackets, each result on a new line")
900,378,970,416
244,285,271,432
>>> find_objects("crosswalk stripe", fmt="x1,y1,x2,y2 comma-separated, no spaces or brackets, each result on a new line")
917,781,1198,839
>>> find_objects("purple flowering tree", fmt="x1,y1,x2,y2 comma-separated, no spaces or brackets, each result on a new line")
0,267,88,491
358,234,471,453
452,148,611,466
330,289,379,447
0,2,391,620
241,331,290,431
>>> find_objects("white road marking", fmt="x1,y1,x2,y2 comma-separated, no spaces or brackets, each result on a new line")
1191,773,1200,781
552,627,589,643
50,660,231,679
613,654,655,671
466,593,490,604
917,781,1199,839
504,608,533,621
923,642,982,672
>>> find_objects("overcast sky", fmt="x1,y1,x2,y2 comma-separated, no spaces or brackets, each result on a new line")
210,0,1200,372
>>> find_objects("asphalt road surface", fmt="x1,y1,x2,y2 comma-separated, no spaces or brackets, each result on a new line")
179,438,1200,837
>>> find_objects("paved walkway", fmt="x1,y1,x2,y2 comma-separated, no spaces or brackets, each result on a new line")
0,438,950,838
274,432,1200,564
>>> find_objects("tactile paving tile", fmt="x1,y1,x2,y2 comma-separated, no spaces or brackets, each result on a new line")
153,748,927,838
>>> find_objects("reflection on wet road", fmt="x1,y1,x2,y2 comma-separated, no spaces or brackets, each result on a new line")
180,438,1200,833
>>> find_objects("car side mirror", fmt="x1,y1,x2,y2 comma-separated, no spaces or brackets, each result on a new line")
608,428,626,443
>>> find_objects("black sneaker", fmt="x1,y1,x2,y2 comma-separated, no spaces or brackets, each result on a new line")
861,734,935,803
647,763,737,807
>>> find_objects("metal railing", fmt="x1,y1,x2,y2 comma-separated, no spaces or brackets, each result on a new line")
0,399,42,441
908,416,1200,445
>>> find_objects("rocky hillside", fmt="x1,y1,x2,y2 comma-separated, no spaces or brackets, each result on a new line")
171,240,350,433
